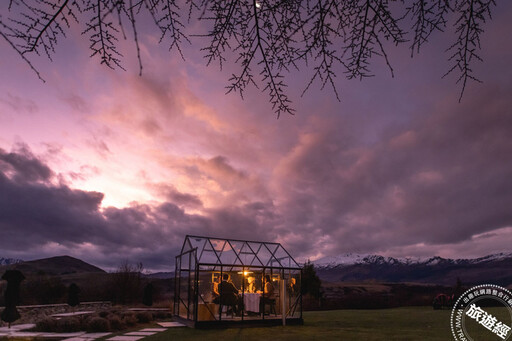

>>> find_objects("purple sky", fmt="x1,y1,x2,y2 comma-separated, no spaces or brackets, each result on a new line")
1,2,512,272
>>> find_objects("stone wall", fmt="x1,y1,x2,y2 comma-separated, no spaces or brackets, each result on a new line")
0,301,112,326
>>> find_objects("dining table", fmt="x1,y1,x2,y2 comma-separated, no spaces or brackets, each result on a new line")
242,292,261,313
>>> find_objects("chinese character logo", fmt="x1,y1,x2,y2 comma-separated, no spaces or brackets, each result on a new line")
451,284,512,341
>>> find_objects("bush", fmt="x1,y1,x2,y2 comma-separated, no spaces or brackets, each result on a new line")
136,312,153,323
107,315,126,331
122,314,138,327
56,317,82,332
153,310,172,319
36,317,57,332
98,310,109,318
86,317,111,332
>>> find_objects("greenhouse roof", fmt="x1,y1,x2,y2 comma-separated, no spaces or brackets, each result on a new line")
179,235,301,269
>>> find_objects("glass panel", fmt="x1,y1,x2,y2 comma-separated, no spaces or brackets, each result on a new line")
257,245,273,267
199,249,220,265
181,251,190,270
285,270,301,318
189,250,196,320
178,271,189,319
239,267,262,319
259,269,278,319
210,238,227,252
197,270,218,321
229,240,244,256
237,242,255,265
174,257,181,315
199,264,220,272
218,241,243,266
183,236,300,269
189,237,206,252
181,237,193,254
265,243,282,267
273,245,294,268
211,267,243,321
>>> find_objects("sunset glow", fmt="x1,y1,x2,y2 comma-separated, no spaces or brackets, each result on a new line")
1,3,512,272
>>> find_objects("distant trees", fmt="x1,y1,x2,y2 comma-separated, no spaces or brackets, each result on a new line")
0,0,501,116
110,262,144,305
302,260,322,300
1,270,25,328
23,271,67,305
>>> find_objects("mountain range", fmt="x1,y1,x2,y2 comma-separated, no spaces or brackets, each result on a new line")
1,252,510,287
313,252,512,286
0,257,23,266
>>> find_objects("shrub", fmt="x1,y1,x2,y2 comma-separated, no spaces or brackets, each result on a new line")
153,310,172,319
98,310,109,318
122,314,138,327
136,312,153,323
107,315,125,331
56,317,81,332
36,317,57,332
86,317,111,332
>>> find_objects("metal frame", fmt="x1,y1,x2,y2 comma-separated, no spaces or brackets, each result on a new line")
174,235,303,328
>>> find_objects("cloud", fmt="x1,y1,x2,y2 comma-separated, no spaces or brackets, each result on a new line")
0,143,53,183
62,93,90,113
2,4,512,271
3,74,506,268
0,145,280,271
152,183,203,208
272,80,512,259
0,93,38,114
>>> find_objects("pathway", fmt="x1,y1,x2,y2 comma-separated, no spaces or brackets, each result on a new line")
0,321,185,340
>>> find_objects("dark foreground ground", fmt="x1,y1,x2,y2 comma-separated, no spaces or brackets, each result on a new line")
140,307,461,340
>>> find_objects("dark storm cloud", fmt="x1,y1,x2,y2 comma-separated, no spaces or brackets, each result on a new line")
0,146,279,270
154,184,203,208
274,82,512,257
0,144,53,182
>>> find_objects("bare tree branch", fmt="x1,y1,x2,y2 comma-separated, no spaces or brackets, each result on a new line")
0,0,502,117
443,0,495,101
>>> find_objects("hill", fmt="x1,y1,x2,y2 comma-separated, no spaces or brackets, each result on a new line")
0,255,106,276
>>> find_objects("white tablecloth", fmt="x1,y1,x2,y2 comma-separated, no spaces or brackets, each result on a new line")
243,293,260,312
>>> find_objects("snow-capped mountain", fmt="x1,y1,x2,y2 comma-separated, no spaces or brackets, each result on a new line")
313,253,429,268
313,252,512,268
313,253,372,267
0,257,23,266
313,252,512,285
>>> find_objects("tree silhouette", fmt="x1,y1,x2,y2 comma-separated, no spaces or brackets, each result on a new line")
0,0,499,116
142,282,153,306
110,262,143,304
302,260,322,300
1,270,25,328
67,283,80,307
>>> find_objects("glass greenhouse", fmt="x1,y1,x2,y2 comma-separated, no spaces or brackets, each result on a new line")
174,235,303,328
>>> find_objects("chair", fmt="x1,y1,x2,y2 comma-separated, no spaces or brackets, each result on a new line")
260,297,277,316
218,293,239,318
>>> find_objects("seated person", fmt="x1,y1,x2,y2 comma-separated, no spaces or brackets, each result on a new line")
212,276,220,302
216,273,241,315
259,275,276,314
246,276,257,293
287,277,297,296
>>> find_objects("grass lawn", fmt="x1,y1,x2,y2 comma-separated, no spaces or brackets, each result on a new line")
143,307,456,340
